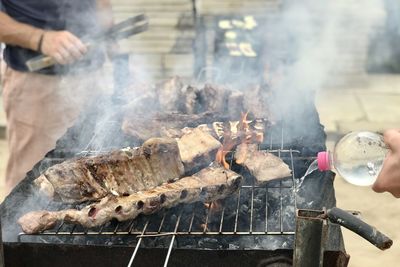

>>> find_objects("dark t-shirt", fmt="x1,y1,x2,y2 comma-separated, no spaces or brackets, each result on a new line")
1,0,105,74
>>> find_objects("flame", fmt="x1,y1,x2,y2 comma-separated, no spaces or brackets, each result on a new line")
200,223,209,232
204,200,223,212
215,111,264,169
216,121,236,169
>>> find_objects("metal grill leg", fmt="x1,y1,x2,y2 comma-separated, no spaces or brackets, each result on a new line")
293,209,327,267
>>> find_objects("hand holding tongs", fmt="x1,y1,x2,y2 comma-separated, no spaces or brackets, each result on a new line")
26,14,149,72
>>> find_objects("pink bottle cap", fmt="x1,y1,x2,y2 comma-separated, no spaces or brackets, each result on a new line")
317,151,331,171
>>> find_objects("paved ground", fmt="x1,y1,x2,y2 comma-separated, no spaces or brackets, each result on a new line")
316,74,400,267
0,74,399,266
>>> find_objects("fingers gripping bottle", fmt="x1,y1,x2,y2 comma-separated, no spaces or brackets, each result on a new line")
317,131,389,186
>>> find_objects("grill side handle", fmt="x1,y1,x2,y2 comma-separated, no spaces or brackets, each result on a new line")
327,207,393,250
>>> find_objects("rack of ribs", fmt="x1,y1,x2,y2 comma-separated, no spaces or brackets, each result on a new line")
18,164,243,234
34,138,185,203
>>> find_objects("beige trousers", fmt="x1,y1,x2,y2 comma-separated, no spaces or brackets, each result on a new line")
1,63,104,194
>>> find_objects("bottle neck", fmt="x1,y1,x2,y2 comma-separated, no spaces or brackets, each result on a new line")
317,151,332,171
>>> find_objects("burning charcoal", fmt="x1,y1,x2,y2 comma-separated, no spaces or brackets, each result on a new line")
229,243,240,250
198,238,221,249
34,138,185,203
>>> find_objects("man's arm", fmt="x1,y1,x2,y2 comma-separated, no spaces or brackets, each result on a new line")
0,11,87,65
372,129,400,198
0,11,43,51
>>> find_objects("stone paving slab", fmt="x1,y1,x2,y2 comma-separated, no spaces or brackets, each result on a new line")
0,99,5,140
315,89,366,133
0,139,7,201
357,93,400,123
337,121,400,134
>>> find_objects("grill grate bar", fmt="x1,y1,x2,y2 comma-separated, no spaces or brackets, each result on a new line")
219,206,225,233
203,203,212,233
265,188,268,233
19,148,303,239
127,220,149,267
70,225,77,235
55,222,64,234
290,149,298,211
158,213,167,233
18,120,307,267
163,212,182,267
250,185,255,233
280,185,283,233
18,149,302,240
27,231,296,237
127,220,136,234
233,189,242,234
188,208,196,233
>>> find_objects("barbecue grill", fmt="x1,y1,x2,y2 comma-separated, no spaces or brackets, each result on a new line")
0,6,392,266
0,91,361,267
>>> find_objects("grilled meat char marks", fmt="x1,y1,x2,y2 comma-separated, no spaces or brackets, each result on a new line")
18,165,242,234
38,138,184,203
177,127,222,175
235,143,292,184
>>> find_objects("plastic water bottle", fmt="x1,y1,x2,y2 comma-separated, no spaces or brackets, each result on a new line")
317,131,389,186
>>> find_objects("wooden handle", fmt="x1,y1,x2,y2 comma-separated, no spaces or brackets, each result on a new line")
327,207,393,250
26,56,56,72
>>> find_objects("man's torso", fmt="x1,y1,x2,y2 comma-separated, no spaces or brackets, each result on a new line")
1,0,104,74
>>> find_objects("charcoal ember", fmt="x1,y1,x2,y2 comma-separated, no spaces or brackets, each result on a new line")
229,243,240,250
198,238,221,249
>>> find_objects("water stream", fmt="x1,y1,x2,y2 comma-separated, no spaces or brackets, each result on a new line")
295,159,319,191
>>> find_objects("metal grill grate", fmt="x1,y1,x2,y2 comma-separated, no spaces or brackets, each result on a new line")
17,124,313,266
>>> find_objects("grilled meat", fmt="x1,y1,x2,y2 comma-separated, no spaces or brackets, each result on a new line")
35,138,184,203
177,127,221,174
18,165,242,234
235,143,291,183
121,111,228,140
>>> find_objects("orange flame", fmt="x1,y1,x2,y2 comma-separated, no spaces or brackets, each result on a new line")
215,111,264,169
204,200,223,212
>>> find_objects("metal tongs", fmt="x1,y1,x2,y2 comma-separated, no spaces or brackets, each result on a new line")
26,14,149,72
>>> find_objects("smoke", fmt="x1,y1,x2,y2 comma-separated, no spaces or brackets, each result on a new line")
207,0,384,91
367,0,400,72
0,0,390,243
274,0,384,90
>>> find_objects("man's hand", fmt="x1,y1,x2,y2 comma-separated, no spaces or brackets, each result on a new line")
372,129,400,198
40,31,88,65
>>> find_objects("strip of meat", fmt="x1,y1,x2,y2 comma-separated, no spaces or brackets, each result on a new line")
35,138,184,203
177,127,221,174
235,143,291,183
18,165,242,234
121,111,228,140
